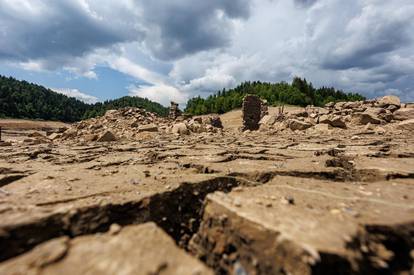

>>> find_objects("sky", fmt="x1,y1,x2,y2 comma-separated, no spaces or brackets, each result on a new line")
0,0,413,106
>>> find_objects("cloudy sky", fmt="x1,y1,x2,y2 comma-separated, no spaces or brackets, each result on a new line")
1,0,413,105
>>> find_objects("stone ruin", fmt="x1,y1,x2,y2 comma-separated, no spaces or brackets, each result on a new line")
242,95,267,131
169,101,182,120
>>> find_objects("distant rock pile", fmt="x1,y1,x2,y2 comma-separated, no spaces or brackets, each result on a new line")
54,107,224,143
56,108,167,142
259,95,414,132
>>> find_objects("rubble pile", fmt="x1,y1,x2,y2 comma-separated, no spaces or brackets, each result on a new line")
260,95,414,132
54,107,224,143
55,108,168,142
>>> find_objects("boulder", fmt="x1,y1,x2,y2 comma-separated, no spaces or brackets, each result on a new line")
352,113,381,125
328,116,347,128
378,112,393,122
318,115,346,128
202,115,223,128
313,123,332,132
210,115,223,128
377,95,401,107
386,105,400,113
325,102,335,108
288,119,312,131
172,123,189,135
342,101,362,109
259,114,277,126
137,124,158,133
396,119,414,131
97,131,117,142
393,108,414,121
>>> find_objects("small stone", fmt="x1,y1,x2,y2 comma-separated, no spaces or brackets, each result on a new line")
108,223,122,235
97,130,117,142
281,195,295,205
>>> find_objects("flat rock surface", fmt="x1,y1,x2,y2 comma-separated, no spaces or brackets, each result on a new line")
190,176,414,274
0,222,213,275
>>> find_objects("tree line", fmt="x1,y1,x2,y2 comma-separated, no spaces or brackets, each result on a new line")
185,77,365,115
0,75,168,122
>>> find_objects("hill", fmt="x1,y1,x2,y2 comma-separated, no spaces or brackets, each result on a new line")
0,75,168,122
185,77,365,115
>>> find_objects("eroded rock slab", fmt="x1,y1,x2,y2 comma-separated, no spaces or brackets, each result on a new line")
0,222,213,275
190,176,414,274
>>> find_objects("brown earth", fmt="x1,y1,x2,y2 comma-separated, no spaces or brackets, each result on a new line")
0,98,413,274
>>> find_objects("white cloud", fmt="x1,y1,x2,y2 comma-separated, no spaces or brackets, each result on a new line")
1,0,414,103
128,84,189,106
53,88,98,104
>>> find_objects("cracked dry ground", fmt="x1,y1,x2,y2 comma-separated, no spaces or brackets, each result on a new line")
0,129,413,275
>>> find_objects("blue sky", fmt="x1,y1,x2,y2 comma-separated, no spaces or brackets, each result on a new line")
1,0,414,105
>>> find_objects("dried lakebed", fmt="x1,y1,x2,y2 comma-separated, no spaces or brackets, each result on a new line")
0,128,413,274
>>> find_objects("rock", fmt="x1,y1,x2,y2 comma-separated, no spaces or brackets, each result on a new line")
364,107,386,116
61,129,78,139
0,141,12,147
259,114,277,126
329,116,347,128
83,134,99,142
97,131,117,142
312,123,332,132
261,100,269,118
48,133,62,140
0,223,213,275
210,115,223,128
352,113,381,125
137,124,158,133
172,123,189,135
334,102,346,110
28,131,46,138
289,110,308,118
343,101,361,109
202,115,223,129
386,105,400,113
319,115,346,128
378,112,393,122
377,95,401,108
325,102,335,108
397,119,414,131
288,119,312,131
393,108,414,121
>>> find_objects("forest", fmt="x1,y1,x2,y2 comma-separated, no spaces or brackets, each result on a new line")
185,77,365,115
0,75,366,121
0,75,168,122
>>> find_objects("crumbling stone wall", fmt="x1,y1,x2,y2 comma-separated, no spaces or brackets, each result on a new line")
169,102,182,120
242,95,263,131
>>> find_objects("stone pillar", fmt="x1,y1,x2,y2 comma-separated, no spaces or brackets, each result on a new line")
169,102,182,120
242,95,262,131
